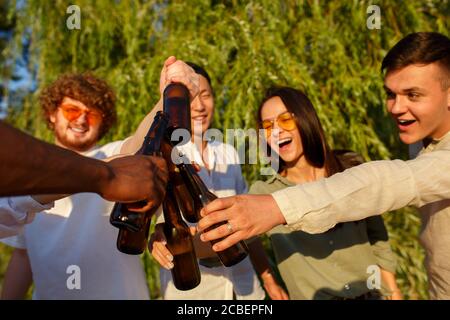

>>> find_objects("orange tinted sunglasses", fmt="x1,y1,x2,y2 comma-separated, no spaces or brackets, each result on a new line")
59,104,103,125
261,112,296,137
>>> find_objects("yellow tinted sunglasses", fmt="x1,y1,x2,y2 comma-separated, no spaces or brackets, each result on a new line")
261,112,296,137
59,104,103,125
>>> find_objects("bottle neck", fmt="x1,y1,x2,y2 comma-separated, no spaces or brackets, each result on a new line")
142,111,169,155
163,83,191,134
180,162,217,206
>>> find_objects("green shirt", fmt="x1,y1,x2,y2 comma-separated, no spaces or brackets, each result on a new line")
249,173,397,300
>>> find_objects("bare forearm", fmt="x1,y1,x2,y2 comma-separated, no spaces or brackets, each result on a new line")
247,237,289,300
120,99,163,154
1,249,32,300
380,268,402,299
0,122,111,196
247,238,274,278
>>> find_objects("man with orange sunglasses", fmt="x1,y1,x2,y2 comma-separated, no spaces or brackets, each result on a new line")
0,57,200,299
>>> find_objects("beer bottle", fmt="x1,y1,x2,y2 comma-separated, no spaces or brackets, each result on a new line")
178,162,249,267
110,111,168,254
116,221,151,255
162,181,201,290
111,83,192,255
163,83,191,135
162,83,198,223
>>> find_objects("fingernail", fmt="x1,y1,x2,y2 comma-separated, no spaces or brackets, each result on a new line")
166,254,173,262
167,262,174,269
212,245,219,251
200,234,205,241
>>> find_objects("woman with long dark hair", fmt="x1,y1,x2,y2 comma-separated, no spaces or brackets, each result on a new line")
248,87,402,300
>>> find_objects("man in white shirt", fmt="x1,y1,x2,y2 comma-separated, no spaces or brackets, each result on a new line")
197,32,450,299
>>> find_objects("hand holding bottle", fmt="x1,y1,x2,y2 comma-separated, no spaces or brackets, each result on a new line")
160,56,199,101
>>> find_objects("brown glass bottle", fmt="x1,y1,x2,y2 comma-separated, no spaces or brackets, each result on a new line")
110,111,168,232
178,162,249,267
116,220,151,255
111,83,191,255
162,182,201,290
163,83,191,135
162,83,198,223
109,111,168,254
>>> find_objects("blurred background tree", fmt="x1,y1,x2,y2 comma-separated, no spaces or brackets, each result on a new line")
1,0,448,299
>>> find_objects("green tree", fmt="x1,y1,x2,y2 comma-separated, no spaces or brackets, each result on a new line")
2,0,449,299
0,0,15,116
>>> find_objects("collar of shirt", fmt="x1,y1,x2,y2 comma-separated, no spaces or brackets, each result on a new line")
265,173,295,187
422,130,450,153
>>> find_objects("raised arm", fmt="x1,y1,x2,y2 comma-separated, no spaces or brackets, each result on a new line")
120,56,199,154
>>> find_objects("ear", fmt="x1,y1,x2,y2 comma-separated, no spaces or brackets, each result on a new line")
49,111,57,125
447,86,450,108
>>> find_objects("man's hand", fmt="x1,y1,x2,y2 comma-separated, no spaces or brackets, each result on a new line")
160,56,199,100
197,194,286,251
99,155,168,204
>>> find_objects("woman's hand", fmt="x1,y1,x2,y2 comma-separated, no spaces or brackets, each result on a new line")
261,272,289,300
148,223,174,270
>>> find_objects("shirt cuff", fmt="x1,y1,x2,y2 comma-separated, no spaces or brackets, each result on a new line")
8,196,54,222
0,235,26,249
271,188,305,226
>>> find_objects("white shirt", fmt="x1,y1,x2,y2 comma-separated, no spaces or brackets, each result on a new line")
1,141,150,300
160,139,265,300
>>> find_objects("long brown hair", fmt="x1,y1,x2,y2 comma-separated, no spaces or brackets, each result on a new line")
258,86,344,177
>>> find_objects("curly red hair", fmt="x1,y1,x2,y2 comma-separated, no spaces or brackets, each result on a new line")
40,73,117,139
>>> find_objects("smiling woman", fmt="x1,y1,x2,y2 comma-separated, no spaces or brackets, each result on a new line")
245,86,401,300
